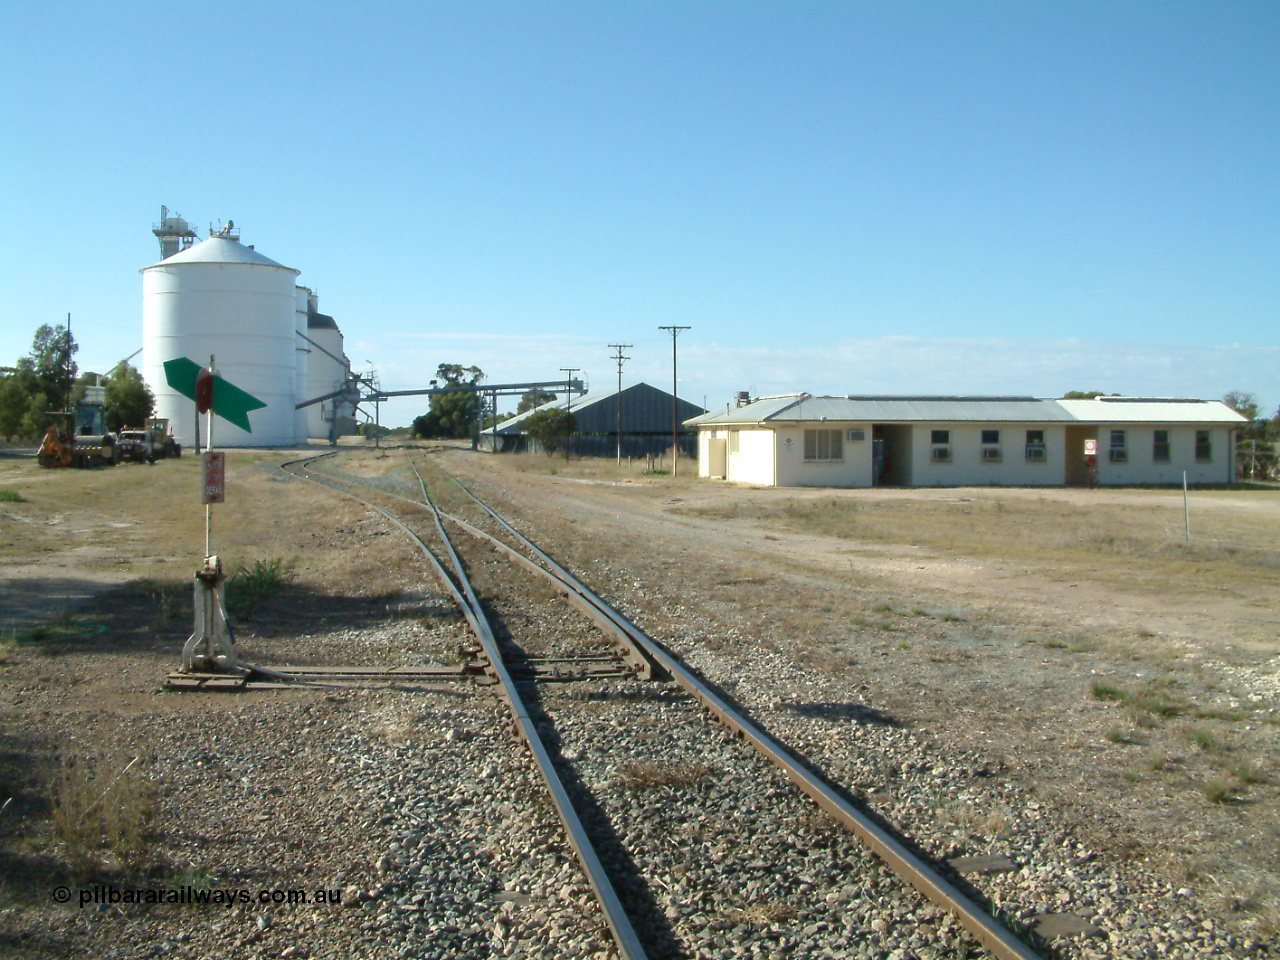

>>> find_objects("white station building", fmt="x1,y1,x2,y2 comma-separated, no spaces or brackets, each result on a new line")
141,212,358,447
691,394,1247,487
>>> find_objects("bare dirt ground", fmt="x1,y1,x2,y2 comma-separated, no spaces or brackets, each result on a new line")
1,443,1276,958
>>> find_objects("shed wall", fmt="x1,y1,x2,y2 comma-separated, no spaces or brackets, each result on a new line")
725,428,776,485
909,424,1067,486
773,423,873,487
1092,425,1234,485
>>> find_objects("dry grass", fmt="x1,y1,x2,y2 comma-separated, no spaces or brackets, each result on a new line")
616,761,712,791
678,491,1280,590
721,900,798,924
509,452,701,485
50,754,155,878
943,799,1012,839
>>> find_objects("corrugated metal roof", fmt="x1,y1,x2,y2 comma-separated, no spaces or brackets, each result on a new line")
682,410,722,426
489,386,619,434
489,382,705,435
1057,398,1247,423
699,395,1073,423
696,394,1248,426
697,395,807,424
141,236,298,273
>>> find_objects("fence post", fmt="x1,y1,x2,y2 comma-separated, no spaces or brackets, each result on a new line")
1182,471,1191,545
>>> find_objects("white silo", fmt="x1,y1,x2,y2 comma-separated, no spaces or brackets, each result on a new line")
294,286,312,441
304,310,349,440
142,229,302,447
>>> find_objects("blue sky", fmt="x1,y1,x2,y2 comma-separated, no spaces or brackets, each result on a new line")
2,1,1276,426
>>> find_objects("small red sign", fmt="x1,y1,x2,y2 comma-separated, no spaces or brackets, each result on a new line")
195,367,214,414
1084,439,1098,455
202,452,225,504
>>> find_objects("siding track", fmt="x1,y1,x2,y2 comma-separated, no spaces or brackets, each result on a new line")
280,450,1043,960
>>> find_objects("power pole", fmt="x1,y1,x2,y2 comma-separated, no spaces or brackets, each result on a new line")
658,326,690,476
560,367,580,460
608,344,632,465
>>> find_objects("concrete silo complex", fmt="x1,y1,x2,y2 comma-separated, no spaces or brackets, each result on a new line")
140,212,359,447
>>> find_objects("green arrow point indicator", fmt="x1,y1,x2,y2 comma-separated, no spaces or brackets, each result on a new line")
163,357,268,433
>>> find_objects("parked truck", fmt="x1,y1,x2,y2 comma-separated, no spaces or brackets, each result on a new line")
116,418,182,464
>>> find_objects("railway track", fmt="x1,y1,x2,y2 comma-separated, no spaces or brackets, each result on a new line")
275,449,1043,960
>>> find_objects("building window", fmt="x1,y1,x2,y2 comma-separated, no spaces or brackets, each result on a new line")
847,428,865,442
1025,429,1046,462
729,430,740,454
980,428,1000,462
803,429,843,461
1153,430,1170,463
930,429,951,463
1109,429,1127,463
1195,430,1212,462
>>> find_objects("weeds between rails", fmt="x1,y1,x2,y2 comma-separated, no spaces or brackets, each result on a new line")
300,450,1047,960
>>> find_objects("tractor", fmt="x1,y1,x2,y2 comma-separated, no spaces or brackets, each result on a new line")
36,390,121,468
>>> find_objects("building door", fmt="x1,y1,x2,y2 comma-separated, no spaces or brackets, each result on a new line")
871,425,912,485
1064,426,1097,485
708,438,727,478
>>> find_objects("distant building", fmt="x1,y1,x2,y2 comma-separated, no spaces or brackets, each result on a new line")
691,394,1245,487
485,382,706,457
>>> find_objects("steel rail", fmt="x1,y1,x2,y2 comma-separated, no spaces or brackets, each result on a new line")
436,510,661,680
292,453,662,680
427,456,1044,960
278,452,649,960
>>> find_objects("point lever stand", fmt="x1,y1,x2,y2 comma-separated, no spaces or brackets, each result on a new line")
180,556,245,674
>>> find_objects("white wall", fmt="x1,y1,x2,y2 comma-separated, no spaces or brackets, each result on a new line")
700,421,1236,487
143,262,298,447
774,422,873,487
304,326,346,440
293,287,311,443
1094,425,1234,485
909,424,1067,486
698,428,716,478
723,427,776,485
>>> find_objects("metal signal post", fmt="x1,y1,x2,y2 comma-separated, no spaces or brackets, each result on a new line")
560,367,580,460
607,345,632,465
658,326,690,476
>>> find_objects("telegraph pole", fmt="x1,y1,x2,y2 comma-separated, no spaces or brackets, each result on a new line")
607,344,631,465
658,326,690,476
559,367,580,461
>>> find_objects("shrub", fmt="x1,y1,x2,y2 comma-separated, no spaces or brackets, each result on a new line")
0,489,25,503
225,558,295,621
1091,682,1131,703
1203,778,1237,804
